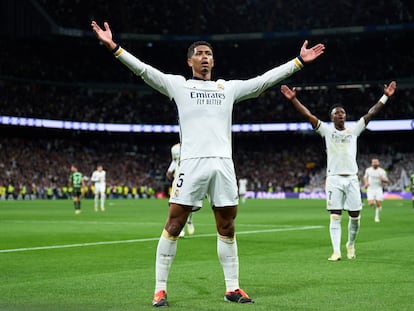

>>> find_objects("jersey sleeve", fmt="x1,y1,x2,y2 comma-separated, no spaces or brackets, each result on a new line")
91,172,97,182
314,120,327,137
353,117,366,136
115,47,184,99
232,58,303,103
170,144,180,161
166,160,176,173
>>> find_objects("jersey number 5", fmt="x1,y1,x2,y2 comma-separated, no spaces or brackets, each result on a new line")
176,173,184,188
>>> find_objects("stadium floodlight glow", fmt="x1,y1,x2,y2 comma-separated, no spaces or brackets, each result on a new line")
1,116,413,133
366,119,414,131
336,83,372,89
43,119,64,129
72,122,81,130
102,123,125,132
294,85,329,91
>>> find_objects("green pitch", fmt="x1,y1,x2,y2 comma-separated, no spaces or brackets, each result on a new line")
1,198,413,311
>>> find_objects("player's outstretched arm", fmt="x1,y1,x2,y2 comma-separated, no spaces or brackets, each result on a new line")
299,40,325,63
280,85,319,128
363,80,397,124
91,21,117,51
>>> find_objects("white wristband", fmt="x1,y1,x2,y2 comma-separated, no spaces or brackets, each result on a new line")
379,94,388,105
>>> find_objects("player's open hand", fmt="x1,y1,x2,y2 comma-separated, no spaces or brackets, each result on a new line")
384,81,397,97
299,40,325,63
91,21,116,50
280,85,296,101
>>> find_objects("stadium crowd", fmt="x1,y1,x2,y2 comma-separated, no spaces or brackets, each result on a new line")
37,0,413,34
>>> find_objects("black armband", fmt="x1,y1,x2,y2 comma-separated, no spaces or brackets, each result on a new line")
111,44,120,54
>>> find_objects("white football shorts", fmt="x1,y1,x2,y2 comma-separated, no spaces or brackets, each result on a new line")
169,157,238,209
94,182,106,194
366,188,384,201
325,175,362,211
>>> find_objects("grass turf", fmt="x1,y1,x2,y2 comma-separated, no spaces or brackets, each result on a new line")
1,198,413,310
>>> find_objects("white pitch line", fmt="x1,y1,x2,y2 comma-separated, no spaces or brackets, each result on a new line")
0,225,323,253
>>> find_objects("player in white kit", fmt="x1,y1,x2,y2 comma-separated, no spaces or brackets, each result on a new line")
281,81,396,261
91,164,106,212
91,20,325,307
364,158,389,223
166,143,195,237
238,178,248,204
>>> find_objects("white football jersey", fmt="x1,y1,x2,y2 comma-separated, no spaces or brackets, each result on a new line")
166,143,181,179
316,117,366,176
116,48,303,161
171,143,180,162
364,167,387,190
238,178,248,194
91,170,106,183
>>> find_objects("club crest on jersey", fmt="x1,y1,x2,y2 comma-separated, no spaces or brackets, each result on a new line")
217,83,224,90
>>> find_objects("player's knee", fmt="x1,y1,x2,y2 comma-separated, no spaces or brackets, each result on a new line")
217,223,235,237
349,215,361,221
161,229,179,241
165,221,184,237
330,214,342,221
348,211,360,218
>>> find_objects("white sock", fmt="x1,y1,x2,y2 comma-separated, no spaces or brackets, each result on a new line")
375,206,381,219
329,214,342,254
155,231,178,293
217,234,239,292
101,194,105,209
94,195,98,208
347,215,360,246
187,212,193,224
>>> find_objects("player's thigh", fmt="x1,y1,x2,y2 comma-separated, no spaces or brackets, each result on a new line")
367,189,383,201
168,203,192,223
169,158,209,208
99,183,106,194
325,176,345,210
366,189,375,201
374,189,384,201
344,176,362,211
209,158,238,207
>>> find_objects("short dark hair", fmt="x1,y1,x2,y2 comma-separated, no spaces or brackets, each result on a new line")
187,41,213,58
329,104,345,117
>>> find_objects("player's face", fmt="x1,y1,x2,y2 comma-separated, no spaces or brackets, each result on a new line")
330,107,346,128
371,159,380,168
187,45,214,76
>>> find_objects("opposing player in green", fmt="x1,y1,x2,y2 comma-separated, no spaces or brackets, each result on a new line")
69,164,85,214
